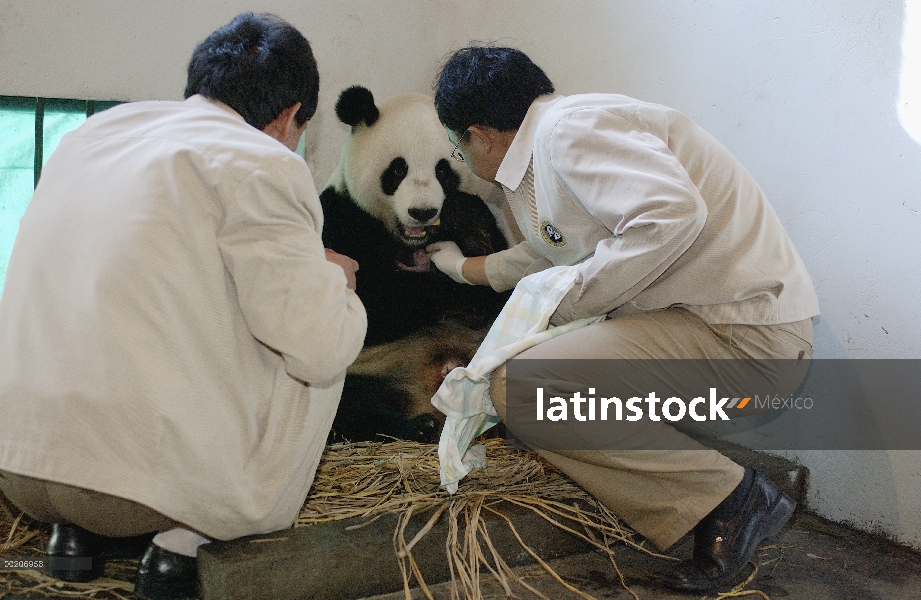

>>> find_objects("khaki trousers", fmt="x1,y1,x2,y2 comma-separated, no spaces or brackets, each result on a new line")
489,308,813,550
0,470,181,537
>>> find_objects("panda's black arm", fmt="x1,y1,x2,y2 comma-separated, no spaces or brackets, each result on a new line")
319,186,392,263
438,191,510,257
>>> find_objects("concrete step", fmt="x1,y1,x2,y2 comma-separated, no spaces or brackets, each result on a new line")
198,500,594,600
197,439,808,600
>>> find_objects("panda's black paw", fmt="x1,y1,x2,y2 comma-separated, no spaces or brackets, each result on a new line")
399,413,441,444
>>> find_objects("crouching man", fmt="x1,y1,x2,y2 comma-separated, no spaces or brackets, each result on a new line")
429,45,819,593
0,12,366,600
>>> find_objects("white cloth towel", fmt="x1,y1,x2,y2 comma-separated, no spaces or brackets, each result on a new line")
432,265,604,493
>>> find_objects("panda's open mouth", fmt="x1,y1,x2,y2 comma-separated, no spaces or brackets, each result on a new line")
401,217,441,242
403,226,427,239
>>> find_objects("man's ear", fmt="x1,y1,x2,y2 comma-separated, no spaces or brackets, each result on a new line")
262,102,302,149
466,125,494,149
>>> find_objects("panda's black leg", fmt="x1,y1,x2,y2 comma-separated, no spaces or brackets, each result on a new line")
328,375,412,443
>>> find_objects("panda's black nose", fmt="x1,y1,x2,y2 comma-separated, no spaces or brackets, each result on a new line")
408,207,438,224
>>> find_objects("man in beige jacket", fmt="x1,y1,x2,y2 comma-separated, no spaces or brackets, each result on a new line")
0,13,366,599
430,46,819,593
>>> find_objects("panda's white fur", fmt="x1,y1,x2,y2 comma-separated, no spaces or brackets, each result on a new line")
326,93,449,246
326,92,516,248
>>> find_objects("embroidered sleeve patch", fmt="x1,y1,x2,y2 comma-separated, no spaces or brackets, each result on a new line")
540,220,567,247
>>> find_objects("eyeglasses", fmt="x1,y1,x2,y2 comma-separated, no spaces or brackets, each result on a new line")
448,128,470,162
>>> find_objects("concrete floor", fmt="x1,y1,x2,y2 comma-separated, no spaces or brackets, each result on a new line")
365,512,921,600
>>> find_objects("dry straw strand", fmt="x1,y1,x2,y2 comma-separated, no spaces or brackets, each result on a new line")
707,563,771,600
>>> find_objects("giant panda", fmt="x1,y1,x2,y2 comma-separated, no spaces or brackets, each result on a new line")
320,86,513,443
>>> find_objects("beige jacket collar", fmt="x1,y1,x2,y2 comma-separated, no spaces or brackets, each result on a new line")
184,94,246,122
495,94,564,191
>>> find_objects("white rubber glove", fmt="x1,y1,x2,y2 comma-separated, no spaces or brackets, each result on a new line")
426,241,470,284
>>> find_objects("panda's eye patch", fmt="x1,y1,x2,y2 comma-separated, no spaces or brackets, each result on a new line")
381,157,409,196
435,158,460,193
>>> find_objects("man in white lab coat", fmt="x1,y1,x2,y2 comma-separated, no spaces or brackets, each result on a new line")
0,12,366,600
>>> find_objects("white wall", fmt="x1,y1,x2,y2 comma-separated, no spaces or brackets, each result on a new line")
0,0,448,185
2,0,919,548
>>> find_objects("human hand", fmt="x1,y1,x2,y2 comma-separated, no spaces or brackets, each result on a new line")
325,249,359,290
426,241,469,284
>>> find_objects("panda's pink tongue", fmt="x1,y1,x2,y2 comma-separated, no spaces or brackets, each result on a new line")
396,249,431,272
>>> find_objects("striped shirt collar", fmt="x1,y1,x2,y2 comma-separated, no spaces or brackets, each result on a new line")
495,94,564,192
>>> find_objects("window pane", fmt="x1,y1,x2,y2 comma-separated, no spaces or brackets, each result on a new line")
295,129,306,157
0,97,122,296
0,97,36,297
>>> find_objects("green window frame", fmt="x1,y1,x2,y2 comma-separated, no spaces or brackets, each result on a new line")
0,96,122,295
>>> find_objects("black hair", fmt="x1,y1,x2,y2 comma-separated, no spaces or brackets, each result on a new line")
434,46,554,133
184,12,319,130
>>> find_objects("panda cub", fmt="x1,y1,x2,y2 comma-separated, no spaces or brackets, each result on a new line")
321,86,510,346
320,86,512,443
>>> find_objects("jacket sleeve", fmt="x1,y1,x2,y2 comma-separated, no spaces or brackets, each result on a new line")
542,108,707,321
217,156,367,384
483,241,550,291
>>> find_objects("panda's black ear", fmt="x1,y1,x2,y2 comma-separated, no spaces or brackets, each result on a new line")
336,86,379,127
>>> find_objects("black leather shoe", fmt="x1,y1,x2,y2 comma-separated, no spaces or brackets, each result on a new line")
134,543,198,600
46,523,154,582
664,471,795,592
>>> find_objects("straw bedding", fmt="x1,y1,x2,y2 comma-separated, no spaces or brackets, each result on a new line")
1,439,767,599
